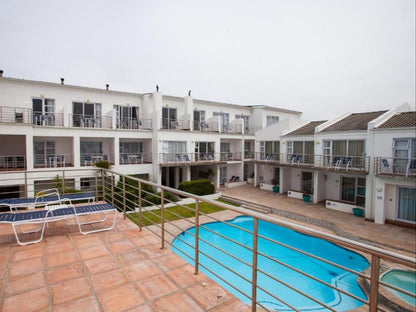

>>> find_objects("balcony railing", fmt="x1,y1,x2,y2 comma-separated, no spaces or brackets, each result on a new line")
80,153,114,166
221,123,242,134
161,119,190,130
0,107,32,124
375,157,416,177
0,155,26,171
33,112,64,127
255,153,370,173
193,120,219,132
116,118,152,130
119,152,152,165
220,152,242,161
34,154,73,168
69,115,113,129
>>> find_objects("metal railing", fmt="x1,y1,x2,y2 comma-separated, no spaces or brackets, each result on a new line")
159,152,239,164
374,157,416,177
116,118,152,130
34,153,73,168
0,169,414,311
80,153,114,166
0,155,26,171
193,120,219,132
69,114,113,129
161,119,190,130
255,153,370,173
119,152,152,165
99,169,416,312
0,106,32,124
33,112,64,127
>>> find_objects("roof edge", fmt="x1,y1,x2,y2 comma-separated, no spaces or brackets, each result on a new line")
315,112,351,133
370,103,411,129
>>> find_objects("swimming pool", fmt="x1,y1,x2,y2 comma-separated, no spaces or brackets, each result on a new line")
381,269,416,306
172,216,369,311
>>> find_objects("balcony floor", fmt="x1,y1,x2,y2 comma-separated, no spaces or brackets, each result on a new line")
0,213,250,312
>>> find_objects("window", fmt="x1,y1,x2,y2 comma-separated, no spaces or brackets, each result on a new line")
286,141,314,163
80,141,103,155
195,141,215,160
193,110,205,130
120,142,142,154
266,115,279,126
235,114,250,130
34,141,55,166
213,112,230,132
397,187,416,223
341,177,365,206
393,138,416,174
162,141,186,162
162,107,177,129
115,105,139,129
32,98,55,125
259,141,279,160
73,102,101,127
302,172,313,194
323,140,365,168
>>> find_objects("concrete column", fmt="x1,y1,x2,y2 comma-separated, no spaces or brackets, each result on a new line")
185,96,193,131
312,171,319,204
114,137,119,166
374,180,386,224
25,134,34,170
74,136,80,167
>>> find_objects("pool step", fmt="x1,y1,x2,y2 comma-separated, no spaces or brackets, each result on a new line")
221,195,272,214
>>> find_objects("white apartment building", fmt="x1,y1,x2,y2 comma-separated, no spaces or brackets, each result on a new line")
0,73,414,226
0,73,301,194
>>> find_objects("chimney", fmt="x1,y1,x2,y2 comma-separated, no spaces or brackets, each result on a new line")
0,70,3,77
60,78,64,85
106,84,109,91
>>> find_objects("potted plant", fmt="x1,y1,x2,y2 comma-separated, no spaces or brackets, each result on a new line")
352,207,364,217
271,179,279,193
302,194,311,202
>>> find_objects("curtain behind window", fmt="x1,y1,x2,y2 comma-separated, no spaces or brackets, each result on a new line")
398,187,416,222
333,141,347,156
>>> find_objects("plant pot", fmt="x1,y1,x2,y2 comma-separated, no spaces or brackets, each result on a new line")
272,186,279,193
302,194,311,203
352,208,364,217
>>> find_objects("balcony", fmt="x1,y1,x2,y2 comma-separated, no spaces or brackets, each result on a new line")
116,118,152,130
255,153,370,173
160,152,232,166
81,154,114,166
161,119,190,131
375,157,416,177
119,152,152,165
0,155,26,171
0,106,32,124
34,154,73,168
33,112,64,127
193,120,219,132
70,115,113,129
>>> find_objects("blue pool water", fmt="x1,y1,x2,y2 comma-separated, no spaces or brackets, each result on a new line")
381,270,416,306
171,216,369,311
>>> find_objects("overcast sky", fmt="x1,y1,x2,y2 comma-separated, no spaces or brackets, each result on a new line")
0,0,414,120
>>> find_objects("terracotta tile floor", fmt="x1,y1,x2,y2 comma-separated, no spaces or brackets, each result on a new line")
0,213,250,312
0,185,415,311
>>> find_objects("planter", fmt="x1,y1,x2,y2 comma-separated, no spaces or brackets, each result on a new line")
272,186,279,193
302,194,311,203
352,208,364,217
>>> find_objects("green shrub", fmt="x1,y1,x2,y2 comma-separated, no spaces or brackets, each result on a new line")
144,191,179,206
178,179,215,196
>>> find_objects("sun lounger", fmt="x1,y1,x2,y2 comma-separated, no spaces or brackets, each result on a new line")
0,201,117,245
0,189,95,211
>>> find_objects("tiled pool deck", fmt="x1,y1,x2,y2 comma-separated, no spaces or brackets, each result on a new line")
0,185,414,311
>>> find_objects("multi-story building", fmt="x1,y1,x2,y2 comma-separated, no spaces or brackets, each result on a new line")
0,72,414,226
0,73,301,194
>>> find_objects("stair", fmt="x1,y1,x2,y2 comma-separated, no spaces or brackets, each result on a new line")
220,195,272,214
